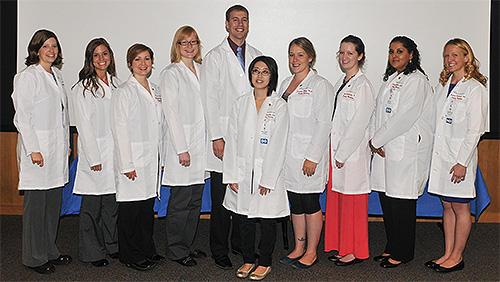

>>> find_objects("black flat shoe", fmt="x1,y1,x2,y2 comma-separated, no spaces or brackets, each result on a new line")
109,252,119,259
373,255,390,262
334,258,366,266
91,259,109,267
434,260,464,273
291,258,318,269
328,255,342,262
190,249,207,258
125,259,157,271
380,259,403,268
147,254,165,263
50,255,72,265
28,262,55,274
175,256,197,267
212,254,233,269
279,254,304,264
424,260,438,269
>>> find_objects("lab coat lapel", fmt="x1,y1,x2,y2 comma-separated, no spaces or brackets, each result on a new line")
130,75,155,105
179,61,201,91
289,70,314,98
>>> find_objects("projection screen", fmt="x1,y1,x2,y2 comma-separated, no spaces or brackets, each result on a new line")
17,0,491,126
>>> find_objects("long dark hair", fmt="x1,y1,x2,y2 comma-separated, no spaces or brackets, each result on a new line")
25,29,63,69
248,56,278,97
383,36,427,81
72,38,117,97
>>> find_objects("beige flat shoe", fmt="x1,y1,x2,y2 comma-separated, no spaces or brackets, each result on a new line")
236,264,255,279
249,266,271,280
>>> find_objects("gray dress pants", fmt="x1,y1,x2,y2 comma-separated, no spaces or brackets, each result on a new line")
165,184,204,260
22,187,63,267
78,194,119,262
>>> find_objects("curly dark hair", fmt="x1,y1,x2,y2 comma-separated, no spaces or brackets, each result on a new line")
383,36,427,81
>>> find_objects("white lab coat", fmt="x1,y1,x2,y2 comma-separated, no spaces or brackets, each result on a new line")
12,64,69,190
72,74,121,195
223,91,290,218
160,61,206,186
201,37,262,172
427,78,488,198
371,71,433,199
110,75,165,202
278,71,334,194
330,71,375,194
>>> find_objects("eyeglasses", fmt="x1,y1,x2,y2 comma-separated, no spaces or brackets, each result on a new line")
178,40,199,46
251,69,270,76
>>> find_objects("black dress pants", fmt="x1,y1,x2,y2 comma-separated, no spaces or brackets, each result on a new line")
237,214,277,267
379,192,417,263
209,171,240,256
117,197,156,264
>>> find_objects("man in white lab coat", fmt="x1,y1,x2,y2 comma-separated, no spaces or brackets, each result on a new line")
200,4,262,269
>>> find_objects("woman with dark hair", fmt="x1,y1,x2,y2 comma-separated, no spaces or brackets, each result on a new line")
223,56,289,280
278,37,334,269
12,29,72,274
324,35,375,266
72,38,121,267
159,26,207,267
110,43,165,271
425,38,488,273
370,36,433,268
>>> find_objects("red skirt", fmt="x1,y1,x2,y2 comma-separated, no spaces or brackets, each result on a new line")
324,157,369,259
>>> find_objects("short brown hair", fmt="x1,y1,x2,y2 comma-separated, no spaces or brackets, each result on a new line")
25,29,63,69
126,43,154,74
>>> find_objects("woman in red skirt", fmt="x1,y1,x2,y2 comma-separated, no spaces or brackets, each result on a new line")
324,35,375,266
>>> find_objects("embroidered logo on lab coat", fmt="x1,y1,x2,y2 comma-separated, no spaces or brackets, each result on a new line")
297,87,312,95
450,92,466,101
391,82,403,90
342,90,356,100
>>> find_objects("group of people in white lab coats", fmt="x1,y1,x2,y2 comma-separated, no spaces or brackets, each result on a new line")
12,4,488,278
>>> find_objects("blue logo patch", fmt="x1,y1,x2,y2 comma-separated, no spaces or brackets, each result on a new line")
260,138,268,144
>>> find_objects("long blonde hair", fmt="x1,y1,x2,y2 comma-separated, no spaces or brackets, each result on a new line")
439,38,487,87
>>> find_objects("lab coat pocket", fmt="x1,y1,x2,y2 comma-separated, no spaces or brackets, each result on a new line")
237,157,246,182
221,116,230,136
339,96,355,123
443,137,462,163
131,142,145,167
183,124,192,147
386,135,405,161
291,134,312,159
254,158,264,189
290,95,313,118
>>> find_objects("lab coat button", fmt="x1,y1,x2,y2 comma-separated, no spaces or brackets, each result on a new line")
240,74,243,77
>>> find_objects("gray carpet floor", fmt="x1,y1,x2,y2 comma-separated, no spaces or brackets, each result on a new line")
1,215,498,281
